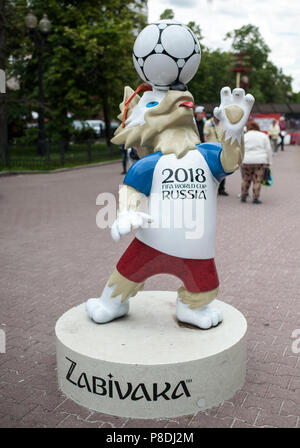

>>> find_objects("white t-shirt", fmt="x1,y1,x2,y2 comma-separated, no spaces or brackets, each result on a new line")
124,143,230,259
243,130,272,165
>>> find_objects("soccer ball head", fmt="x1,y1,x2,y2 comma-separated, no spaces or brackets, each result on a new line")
133,20,201,90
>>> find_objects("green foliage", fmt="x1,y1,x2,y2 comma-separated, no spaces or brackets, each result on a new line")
6,0,147,142
189,49,233,103
225,24,271,68
71,126,97,143
159,9,175,20
16,126,38,145
5,2,299,148
225,24,294,102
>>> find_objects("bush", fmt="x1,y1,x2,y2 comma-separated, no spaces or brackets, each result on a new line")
71,126,97,142
15,126,38,145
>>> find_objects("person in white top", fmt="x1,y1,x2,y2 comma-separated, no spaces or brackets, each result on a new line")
204,116,229,196
241,121,272,204
268,119,280,154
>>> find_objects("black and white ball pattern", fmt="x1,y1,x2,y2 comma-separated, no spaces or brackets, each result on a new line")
133,20,201,88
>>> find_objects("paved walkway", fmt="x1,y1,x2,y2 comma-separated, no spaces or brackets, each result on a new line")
0,146,299,428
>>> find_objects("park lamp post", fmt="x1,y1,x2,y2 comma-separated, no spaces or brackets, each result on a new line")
229,53,251,90
25,11,51,156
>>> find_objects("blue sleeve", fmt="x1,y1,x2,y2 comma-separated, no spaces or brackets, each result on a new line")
123,152,162,196
197,143,232,182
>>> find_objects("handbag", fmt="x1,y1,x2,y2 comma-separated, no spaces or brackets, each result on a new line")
262,167,273,186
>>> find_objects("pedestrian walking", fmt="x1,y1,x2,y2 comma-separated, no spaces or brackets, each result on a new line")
120,144,127,174
127,147,140,167
194,106,206,143
241,121,272,204
204,115,228,196
268,119,280,154
279,116,287,151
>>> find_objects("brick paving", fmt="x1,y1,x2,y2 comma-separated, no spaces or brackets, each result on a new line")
0,145,299,428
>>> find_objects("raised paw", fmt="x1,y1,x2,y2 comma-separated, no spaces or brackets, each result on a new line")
214,87,254,145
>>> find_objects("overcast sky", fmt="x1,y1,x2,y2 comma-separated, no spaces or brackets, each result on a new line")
148,0,300,92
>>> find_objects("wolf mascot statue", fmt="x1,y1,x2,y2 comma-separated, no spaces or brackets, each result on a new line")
86,33,254,330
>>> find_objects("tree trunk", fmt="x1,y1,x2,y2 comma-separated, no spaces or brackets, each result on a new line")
102,89,112,150
37,36,46,156
60,108,70,152
0,0,8,161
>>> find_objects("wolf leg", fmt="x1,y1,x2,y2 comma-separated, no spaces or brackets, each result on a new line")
176,286,222,329
86,268,144,324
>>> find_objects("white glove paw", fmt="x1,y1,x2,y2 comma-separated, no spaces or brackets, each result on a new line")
214,87,255,145
111,210,152,242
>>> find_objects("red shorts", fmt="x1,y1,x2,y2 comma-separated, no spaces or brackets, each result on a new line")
116,238,219,293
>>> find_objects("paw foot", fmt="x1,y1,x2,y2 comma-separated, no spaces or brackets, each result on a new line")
86,297,129,324
176,300,223,329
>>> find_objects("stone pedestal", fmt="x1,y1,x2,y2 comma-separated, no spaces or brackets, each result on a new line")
55,291,247,419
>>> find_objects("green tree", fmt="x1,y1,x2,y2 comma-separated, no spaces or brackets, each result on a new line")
5,0,34,142
6,0,147,146
225,24,271,68
159,8,174,20
0,0,8,158
225,24,294,102
189,48,233,104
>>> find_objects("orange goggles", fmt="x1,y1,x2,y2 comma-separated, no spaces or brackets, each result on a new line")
122,83,153,128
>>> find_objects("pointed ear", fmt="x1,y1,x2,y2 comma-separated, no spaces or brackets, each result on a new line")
117,86,141,121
